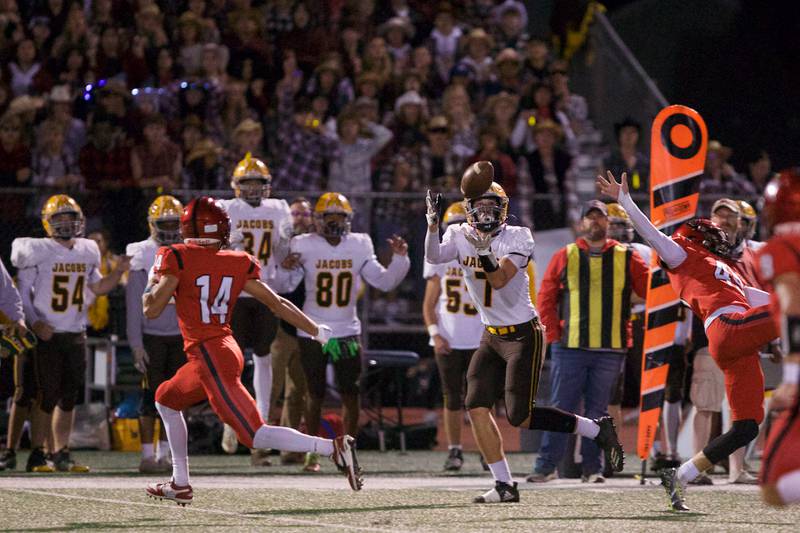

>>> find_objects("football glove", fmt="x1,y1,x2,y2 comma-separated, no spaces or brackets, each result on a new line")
425,190,442,227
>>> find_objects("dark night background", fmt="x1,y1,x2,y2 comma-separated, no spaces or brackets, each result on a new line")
600,0,799,170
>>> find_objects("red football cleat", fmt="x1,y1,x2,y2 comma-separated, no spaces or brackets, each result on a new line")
146,479,193,506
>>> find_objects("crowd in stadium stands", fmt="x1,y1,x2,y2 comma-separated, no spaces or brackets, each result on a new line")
0,0,775,319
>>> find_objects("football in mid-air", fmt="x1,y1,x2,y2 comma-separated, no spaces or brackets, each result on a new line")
460,161,494,199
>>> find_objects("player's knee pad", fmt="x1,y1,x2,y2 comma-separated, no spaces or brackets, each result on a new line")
154,381,180,410
703,419,759,464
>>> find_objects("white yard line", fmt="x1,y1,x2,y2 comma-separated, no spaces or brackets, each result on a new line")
1,487,415,533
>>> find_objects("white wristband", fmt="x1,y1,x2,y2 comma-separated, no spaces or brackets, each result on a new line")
784,362,800,385
427,324,440,337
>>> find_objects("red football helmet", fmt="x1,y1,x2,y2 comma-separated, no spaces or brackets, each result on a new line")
181,196,231,246
673,218,732,258
763,168,800,233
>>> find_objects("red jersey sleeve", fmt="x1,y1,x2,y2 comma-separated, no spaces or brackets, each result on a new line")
154,246,183,278
757,235,800,286
539,247,567,343
628,247,650,297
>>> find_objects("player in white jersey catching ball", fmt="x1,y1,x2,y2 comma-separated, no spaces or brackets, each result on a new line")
425,163,624,503
277,192,410,472
423,202,484,471
219,153,293,465
12,195,128,472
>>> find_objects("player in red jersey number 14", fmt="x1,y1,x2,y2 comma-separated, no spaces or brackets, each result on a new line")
142,197,362,506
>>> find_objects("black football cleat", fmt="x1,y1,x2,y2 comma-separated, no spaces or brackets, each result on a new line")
593,416,624,473
660,467,690,511
443,448,464,471
473,481,520,503
26,447,54,473
0,449,17,471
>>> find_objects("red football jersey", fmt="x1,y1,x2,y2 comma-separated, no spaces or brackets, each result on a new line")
666,235,750,323
755,233,800,324
154,243,260,350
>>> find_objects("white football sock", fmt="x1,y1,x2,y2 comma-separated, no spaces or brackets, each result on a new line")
663,401,682,457
488,458,513,484
253,354,273,421
157,440,170,461
141,443,154,459
155,402,189,486
777,470,800,504
574,416,600,439
448,444,463,451
677,460,700,484
253,425,334,456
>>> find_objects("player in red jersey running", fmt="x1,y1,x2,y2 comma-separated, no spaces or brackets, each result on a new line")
142,197,362,506
756,170,800,506
598,171,779,511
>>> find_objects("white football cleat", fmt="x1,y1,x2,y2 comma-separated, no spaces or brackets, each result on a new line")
332,435,363,491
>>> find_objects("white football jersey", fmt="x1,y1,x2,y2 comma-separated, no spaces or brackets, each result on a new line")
289,232,409,338
126,237,178,306
219,197,292,297
434,223,537,326
423,260,482,350
12,237,102,333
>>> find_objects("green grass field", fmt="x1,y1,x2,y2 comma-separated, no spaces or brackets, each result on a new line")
1,450,798,532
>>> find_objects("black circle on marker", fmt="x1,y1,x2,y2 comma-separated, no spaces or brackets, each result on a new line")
660,113,701,160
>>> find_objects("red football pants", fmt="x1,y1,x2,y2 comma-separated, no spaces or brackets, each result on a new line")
155,335,264,448
706,305,779,423
760,402,800,486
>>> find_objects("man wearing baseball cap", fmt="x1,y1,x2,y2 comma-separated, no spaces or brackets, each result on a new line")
529,199,649,483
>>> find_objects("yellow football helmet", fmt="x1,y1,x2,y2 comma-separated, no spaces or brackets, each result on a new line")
737,199,758,241
465,182,508,233
148,195,184,244
41,194,84,239
231,152,271,206
314,192,353,238
606,202,634,243
442,201,467,228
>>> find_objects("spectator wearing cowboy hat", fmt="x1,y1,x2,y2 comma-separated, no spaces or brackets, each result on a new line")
518,119,577,231
489,47,524,95
43,85,86,159
456,28,494,86
481,91,520,153
602,117,649,199
182,138,226,190
698,140,756,216
380,17,414,71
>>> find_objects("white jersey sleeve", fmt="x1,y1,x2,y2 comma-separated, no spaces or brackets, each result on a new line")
358,234,410,292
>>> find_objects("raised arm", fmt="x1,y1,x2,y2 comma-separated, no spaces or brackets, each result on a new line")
424,191,458,264
597,171,687,269
361,237,410,292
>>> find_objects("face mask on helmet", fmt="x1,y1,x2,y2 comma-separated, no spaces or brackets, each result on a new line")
683,221,733,259
608,221,634,243
317,213,350,238
467,198,504,233
49,212,83,239
152,217,181,244
238,177,270,206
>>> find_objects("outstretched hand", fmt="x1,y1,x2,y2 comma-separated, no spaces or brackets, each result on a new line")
387,235,408,256
596,171,629,200
425,189,442,228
